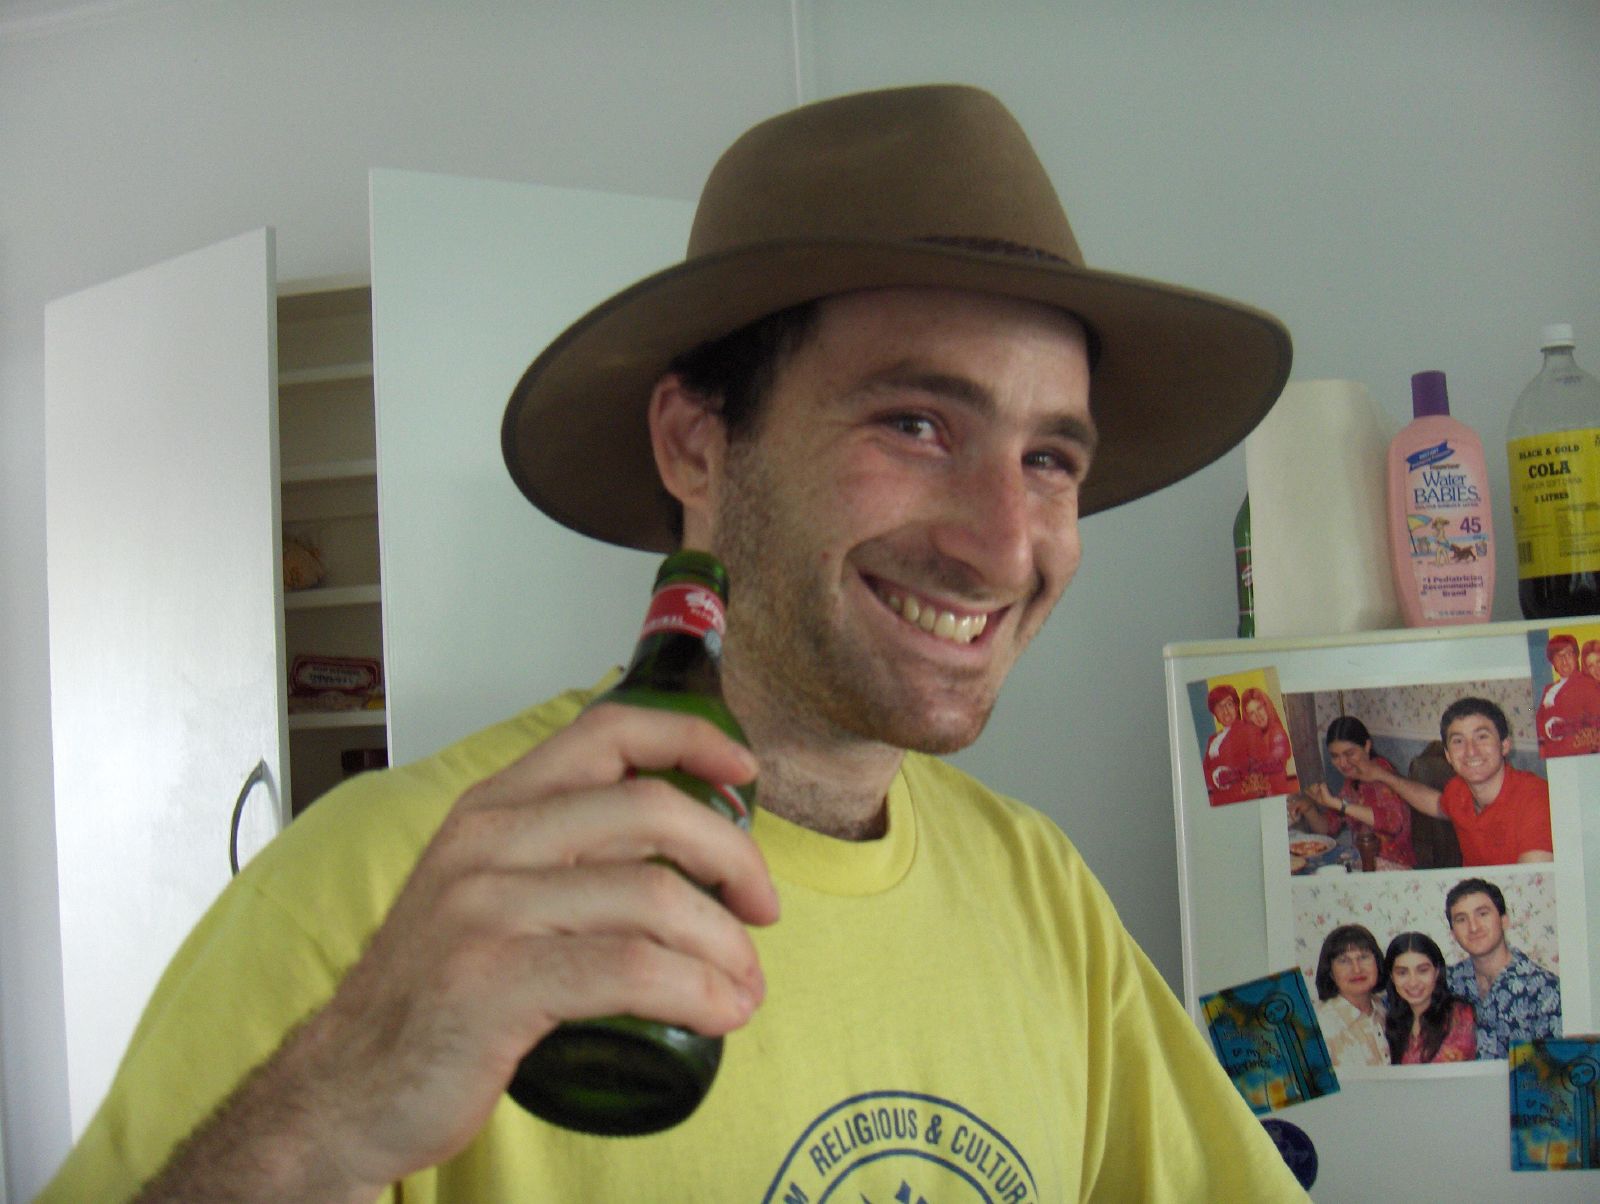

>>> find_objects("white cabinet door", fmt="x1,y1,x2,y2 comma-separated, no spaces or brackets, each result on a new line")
45,229,289,1135
369,171,691,763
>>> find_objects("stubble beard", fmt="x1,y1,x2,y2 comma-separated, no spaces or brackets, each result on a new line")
711,445,1000,756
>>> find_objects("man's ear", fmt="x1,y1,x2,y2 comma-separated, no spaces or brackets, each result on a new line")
648,373,725,543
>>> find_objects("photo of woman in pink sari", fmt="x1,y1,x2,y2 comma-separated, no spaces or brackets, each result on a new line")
1240,686,1298,796
1583,638,1600,685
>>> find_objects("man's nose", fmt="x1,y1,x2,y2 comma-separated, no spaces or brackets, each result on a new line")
931,457,1036,589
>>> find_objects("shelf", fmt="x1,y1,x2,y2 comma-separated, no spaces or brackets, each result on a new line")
284,584,381,610
281,458,377,484
279,361,373,388
288,708,387,731
277,283,385,817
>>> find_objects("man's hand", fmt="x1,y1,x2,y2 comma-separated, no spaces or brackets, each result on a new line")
140,703,778,1201
1342,758,1389,784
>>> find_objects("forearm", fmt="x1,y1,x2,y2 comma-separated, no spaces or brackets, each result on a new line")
1366,766,1442,817
1302,809,1333,834
1339,801,1377,828
135,1016,381,1204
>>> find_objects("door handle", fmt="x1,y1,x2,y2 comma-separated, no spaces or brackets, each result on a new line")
230,759,271,876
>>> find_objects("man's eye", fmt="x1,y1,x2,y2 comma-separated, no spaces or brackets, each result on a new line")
885,414,936,439
1025,448,1084,478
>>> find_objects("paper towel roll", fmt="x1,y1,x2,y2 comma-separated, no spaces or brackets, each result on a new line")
1245,379,1401,637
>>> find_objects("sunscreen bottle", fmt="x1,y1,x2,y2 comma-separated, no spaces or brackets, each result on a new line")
1386,371,1495,625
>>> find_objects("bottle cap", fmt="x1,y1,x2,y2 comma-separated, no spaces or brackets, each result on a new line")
1410,370,1450,418
1541,323,1575,349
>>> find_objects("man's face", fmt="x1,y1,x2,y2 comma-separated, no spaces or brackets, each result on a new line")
1443,713,1510,787
1448,891,1508,960
1552,646,1578,678
1212,698,1239,727
709,287,1094,754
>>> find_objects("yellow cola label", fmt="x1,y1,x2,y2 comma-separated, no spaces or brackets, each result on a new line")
1508,427,1600,578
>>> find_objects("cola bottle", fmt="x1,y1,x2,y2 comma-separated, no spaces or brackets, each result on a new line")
1507,324,1600,617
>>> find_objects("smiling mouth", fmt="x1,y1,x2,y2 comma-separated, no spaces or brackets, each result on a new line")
870,581,994,645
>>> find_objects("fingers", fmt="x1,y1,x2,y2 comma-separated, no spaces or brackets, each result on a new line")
449,767,779,928
446,857,767,1019
418,698,779,1030
516,929,764,1039
461,701,777,923
472,702,759,808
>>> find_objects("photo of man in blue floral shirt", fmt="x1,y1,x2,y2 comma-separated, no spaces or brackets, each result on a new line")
1443,877,1562,1059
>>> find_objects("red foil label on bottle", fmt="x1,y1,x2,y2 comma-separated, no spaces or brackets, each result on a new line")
714,782,751,827
640,583,726,639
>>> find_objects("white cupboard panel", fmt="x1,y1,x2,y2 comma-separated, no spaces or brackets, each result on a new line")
45,229,288,1134
369,171,689,763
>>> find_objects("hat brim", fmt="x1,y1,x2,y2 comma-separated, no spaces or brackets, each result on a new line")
503,238,1291,552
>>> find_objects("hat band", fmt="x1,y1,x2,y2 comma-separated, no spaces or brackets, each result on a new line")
910,235,1101,367
915,234,1073,265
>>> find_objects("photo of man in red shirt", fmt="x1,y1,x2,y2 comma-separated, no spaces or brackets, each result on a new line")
1375,697,1553,867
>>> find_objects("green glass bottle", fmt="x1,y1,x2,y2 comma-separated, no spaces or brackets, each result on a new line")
1234,495,1254,638
506,550,755,1136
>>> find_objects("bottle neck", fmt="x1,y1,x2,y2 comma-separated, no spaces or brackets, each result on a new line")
1542,346,1577,371
620,579,727,694
621,630,719,693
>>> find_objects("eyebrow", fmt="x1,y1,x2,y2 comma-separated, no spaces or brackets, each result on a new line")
858,364,1099,454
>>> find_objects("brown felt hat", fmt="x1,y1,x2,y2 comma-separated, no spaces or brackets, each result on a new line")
503,84,1292,551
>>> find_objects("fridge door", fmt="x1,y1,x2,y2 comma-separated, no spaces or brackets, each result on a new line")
1166,620,1597,1199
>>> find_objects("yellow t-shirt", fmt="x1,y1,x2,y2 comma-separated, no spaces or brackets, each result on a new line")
43,683,1305,1201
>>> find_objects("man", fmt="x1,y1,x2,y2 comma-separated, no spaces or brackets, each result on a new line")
1347,697,1553,866
1443,878,1562,1059
1534,633,1600,757
44,86,1304,1199
1202,683,1254,803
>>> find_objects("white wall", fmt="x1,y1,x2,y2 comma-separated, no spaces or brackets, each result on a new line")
3,1,1597,1195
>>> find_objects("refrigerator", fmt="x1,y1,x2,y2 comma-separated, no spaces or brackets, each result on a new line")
1165,619,1598,1200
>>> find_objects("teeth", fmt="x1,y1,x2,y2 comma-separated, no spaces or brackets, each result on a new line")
879,589,989,645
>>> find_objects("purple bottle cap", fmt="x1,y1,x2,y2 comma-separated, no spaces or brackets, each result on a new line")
1411,370,1450,418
